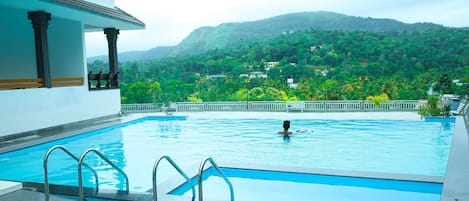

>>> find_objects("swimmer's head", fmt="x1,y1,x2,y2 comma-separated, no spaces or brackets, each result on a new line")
283,120,290,130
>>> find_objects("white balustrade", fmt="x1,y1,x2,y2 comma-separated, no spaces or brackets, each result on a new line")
121,100,419,113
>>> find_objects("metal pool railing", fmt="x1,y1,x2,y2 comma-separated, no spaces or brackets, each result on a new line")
122,100,419,113
198,157,234,201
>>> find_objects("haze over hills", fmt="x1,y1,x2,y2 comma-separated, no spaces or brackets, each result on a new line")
88,46,174,63
87,11,447,63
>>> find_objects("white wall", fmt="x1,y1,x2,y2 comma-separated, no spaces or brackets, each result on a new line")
0,87,121,136
0,5,37,78
0,5,122,137
0,6,86,79
49,17,85,78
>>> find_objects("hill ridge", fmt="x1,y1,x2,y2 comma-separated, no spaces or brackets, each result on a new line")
87,11,446,62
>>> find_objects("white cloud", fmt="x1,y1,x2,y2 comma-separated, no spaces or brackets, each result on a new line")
85,0,469,57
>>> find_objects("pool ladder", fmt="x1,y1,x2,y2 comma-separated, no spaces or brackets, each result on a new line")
43,145,129,201
198,157,234,201
152,155,195,201
152,156,234,201
44,146,232,201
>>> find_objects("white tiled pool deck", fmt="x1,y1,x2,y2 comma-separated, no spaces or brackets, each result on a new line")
0,181,22,196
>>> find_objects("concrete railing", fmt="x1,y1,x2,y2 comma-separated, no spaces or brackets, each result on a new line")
121,100,419,113
121,103,163,113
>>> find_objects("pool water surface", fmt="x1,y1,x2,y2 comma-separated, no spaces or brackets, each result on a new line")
0,115,453,192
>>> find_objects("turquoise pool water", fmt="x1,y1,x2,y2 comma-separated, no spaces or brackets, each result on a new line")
171,168,442,201
0,116,453,192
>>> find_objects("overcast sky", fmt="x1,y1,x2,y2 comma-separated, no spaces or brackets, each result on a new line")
85,0,469,57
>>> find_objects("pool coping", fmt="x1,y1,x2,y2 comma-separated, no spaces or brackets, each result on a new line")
0,114,123,154
440,116,469,201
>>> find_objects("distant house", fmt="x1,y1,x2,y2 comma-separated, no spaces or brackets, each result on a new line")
0,0,144,136
321,69,330,76
265,61,280,71
287,78,297,89
239,73,249,78
249,71,268,79
310,45,322,52
208,74,227,79
313,66,329,77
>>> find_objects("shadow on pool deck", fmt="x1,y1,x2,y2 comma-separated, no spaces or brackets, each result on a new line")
0,113,468,201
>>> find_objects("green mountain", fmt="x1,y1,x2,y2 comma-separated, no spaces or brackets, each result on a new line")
87,11,447,62
170,11,445,56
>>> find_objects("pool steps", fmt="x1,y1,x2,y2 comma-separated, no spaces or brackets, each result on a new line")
198,157,234,201
153,155,196,201
43,145,100,201
77,148,130,201
41,145,235,201
43,145,130,201
18,182,156,201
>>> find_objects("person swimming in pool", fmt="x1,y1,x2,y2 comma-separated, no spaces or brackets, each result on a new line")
278,120,293,135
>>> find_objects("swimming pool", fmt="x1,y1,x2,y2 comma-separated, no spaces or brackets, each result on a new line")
0,114,453,193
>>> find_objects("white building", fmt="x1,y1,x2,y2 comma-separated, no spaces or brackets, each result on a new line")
0,0,145,136
287,78,297,89
249,71,268,79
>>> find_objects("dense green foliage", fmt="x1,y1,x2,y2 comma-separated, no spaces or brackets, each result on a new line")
89,28,469,104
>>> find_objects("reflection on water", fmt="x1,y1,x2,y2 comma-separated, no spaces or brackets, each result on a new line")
283,135,290,143
158,121,181,138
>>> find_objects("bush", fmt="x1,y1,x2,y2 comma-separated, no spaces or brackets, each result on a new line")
417,96,443,117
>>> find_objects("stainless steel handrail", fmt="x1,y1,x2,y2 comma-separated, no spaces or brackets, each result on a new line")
78,148,129,201
198,157,234,201
43,145,99,201
152,155,195,201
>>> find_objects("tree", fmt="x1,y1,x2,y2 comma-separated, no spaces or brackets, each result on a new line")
108,28,469,103
151,81,161,103
366,93,390,107
123,81,153,103
434,74,452,94
267,67,281,79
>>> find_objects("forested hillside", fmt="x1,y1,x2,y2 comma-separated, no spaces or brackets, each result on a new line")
88,27,469,104
171,11,444,56
88,11,446,62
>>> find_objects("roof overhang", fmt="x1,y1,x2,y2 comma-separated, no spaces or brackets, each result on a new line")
0,0,145,32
